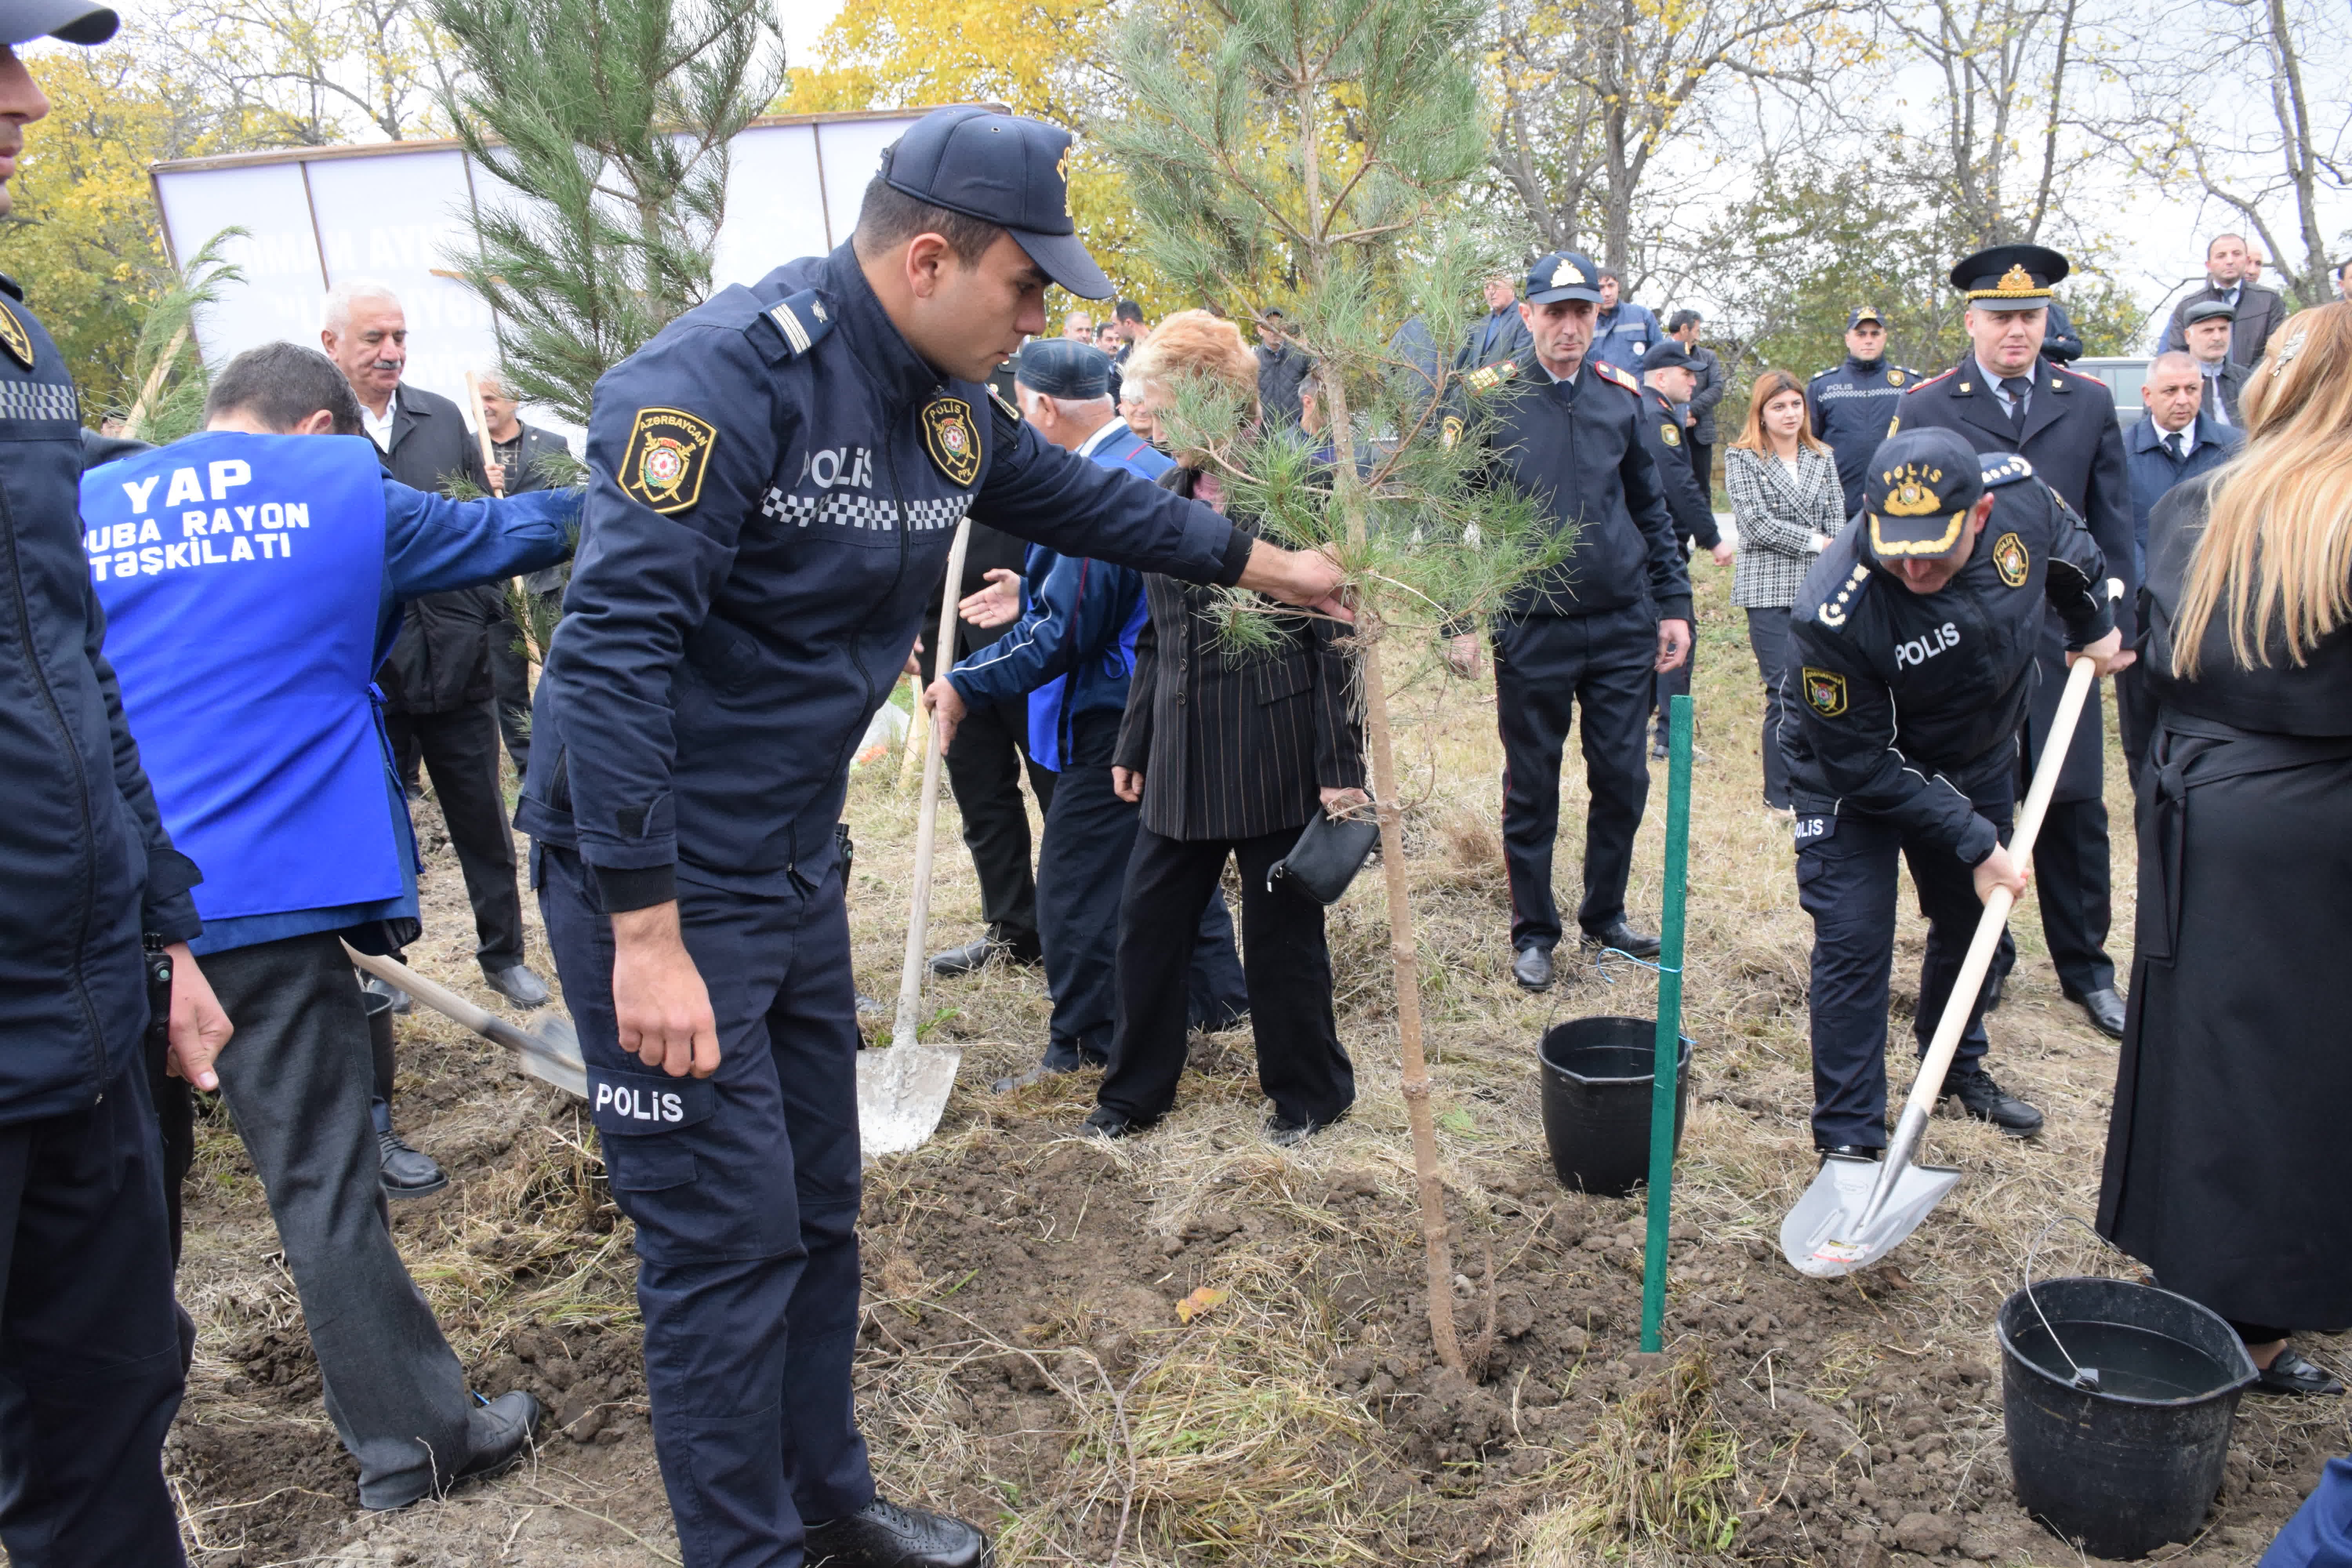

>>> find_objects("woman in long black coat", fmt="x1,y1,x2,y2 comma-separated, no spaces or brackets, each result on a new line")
2096,303,2352,1397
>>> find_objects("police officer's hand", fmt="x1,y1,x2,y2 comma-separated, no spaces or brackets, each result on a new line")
1710,541,1735,568
1655,618,1693,673
1973,843,2031,905
923,677,967,755
1238,542,1354,622
1445,633,1480,678
959,568,1022,630
2067,627,2131,677
164,942,230,1093
610,904,721,1078
1112,766,1143,803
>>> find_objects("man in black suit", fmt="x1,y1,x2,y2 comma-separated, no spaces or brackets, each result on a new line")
322,281,551,1193
474,368,574,773
2159,233,2287,369
1889,245,2135,1042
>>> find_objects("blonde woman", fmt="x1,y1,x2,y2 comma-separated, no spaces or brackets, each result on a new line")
2096,303,2352,1398
1722,368,1842,809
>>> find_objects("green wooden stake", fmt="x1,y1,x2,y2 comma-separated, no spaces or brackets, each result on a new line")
1640,693,1694,1353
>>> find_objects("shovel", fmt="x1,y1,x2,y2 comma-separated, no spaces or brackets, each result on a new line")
342,942,586,1099
855,517,974,1160
1780,649,2100,1278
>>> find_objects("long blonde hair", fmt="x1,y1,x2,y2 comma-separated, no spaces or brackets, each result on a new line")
2173,302,2352,675
1730,368,1829,456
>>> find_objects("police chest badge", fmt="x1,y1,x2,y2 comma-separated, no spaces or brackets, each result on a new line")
922,396,982,486
1993,530,2030,588
619,407,718,514
1801,666,1849,718
0,299,34,370
1888,369,1904,386
1661,421,1681,446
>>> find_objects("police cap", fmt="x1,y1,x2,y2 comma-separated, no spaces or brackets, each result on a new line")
882,107,1111,299
2181,298,2236,327
1639,339,1693,374
1525,251,1603,306
1864,428,1985,560
1014,338,1111,399
1951,244,2069,312
0,0,116,43
1847,306,1885,330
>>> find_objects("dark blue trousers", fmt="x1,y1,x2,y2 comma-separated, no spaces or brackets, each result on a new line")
0,1056,187,1567
1795,796,2012,1149
1036,711,1246,1070
1494,605,1657,950
537,845,873,1568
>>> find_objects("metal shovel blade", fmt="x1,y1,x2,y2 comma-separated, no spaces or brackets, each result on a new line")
855,1042,961,1161
1779,1153,1963,1278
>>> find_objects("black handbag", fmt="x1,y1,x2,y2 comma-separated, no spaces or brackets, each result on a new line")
1268,800,1380,904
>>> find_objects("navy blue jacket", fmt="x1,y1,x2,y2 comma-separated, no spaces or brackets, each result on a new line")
1639,385,1720,552
945,421,1171,769
0,280,200,1121
1891,355,2136,803
1806,357,1920,518
1591,300,1662,375
1782,462,2112,862
2039,300,2084,363
2123,414,2240,578
519,245,1254,909
1463,355,1691,623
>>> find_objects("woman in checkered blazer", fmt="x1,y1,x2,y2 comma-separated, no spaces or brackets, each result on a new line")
1723,369,1845,810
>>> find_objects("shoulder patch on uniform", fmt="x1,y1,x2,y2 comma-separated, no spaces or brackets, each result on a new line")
760,289,835,359
1661,421,1681,446
1800,666,1849,717
1596,361,1642,395
617,407,718,514
1465,358,1521,396
1886,368,1905,386
1992,530,2029,588
1980,452,2035,488
921,396,982,487
0,298,34,370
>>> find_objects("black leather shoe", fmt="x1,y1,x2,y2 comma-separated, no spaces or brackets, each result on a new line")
379,1127,449,1198
482,962,552,1008
928,938,1003,978
1083,1105,1143,1140
2253,1347,2345,1397
1938,1067,2044,1137
360,973,412,1016
1814,1143,1884,1162
2066,986,2126,1039
1583,921,1661,960
805,1497,991,1567
1267,1108,1346,1147
1512,945,1554,992
453,1390,540,1487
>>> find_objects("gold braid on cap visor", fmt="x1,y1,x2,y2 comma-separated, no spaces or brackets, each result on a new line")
1964,263,2051,302
1869,508,1967,556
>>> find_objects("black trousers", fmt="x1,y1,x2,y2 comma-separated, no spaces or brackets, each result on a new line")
1494,605,1656,950
1745,607,1794,810
1100,826,1354,1128
2030,798,2115,997
944,697,1055,958
2116,663,2156,792
1688,436,1712,489
0,1058,187,1567
1036,713,1247,1068
1797,795,2013,1149
387,701,527,971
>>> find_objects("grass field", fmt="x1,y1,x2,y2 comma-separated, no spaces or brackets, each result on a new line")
153,555,2350,1566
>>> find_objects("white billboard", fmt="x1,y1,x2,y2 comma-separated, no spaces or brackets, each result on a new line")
149,108,940,437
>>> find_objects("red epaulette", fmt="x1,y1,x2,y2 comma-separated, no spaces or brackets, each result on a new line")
1906,367,1956,392
1595,361,1642,396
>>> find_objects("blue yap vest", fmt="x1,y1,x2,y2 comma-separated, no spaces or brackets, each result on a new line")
83,433,405,924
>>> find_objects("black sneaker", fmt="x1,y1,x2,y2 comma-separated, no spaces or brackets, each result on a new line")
1938,1066,2044,1137
804,1497,992,1567
379,1127,449,1197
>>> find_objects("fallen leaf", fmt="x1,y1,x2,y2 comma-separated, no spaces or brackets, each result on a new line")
1175,1286,1228,1323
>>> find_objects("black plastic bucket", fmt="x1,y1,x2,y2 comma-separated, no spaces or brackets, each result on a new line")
1538,1016,1691,1196
1998,1276,2258,1559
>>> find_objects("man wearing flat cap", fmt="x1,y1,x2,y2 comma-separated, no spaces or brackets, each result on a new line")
518,105,1349,1567
1890,244,2136,1047
2178,298,2247,426
1783,428,2122,1161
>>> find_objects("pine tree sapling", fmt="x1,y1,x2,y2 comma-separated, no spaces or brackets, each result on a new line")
121,229,246,443
1107,0,1570,1375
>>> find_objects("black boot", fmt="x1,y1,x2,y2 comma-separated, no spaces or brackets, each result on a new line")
1938,1065,2043,1137
804,1497,992,1567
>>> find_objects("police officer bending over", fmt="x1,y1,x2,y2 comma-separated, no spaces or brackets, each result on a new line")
1445,251,1691,994
1785,428,2121,1158
518,107,1347,1568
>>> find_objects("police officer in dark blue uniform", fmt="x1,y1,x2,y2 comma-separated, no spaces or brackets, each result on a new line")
1444,251,1691,993
0,5,235,1561
1889,245,2136,1040
519,107,1349,1568
1637,338,1727,756
1806,307,1918,519
1784,429,2121,1156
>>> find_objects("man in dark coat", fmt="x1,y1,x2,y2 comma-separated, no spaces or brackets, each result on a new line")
476,368,574,774
1638,339,1728,757
1667,310,1726,486
2159,233,2287,368
1459,273,1534,370
1889,244,2135,1040
1255,309,1311,430
2180,299,2249,428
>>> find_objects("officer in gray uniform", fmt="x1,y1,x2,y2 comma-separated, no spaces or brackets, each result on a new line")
519,107,1347,1568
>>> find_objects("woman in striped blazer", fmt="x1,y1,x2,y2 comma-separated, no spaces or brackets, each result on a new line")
1085,312,1367,1145
1723,369,1845,810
